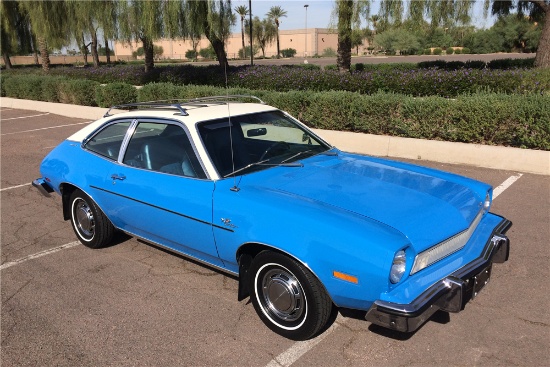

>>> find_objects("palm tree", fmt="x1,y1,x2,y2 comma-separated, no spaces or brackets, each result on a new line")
266,6,287,58
235,5,249,58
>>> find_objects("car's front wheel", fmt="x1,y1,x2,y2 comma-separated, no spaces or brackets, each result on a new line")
69,189,114,249
249,251,333,340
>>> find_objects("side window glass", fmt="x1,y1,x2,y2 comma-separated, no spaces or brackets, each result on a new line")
122,122,206,179
84,121,131,160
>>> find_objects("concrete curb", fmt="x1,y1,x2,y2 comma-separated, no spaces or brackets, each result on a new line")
2,97,549,175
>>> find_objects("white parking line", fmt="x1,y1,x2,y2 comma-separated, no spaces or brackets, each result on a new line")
1,121,91,136
493,173,523,199
266,319,343,367
263,173,523,367
0,183,31,192
0,241,80,271
2,112,50,121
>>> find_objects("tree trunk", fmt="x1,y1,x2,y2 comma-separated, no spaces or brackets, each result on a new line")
276,27,281,59
534,8,550,68
2,53,12,69
104,36,111,64
241,19,246,58
142,37,154,72
32,36,39,64
90,28,100,68
337,0,353,73
38,37,50,72
81,33,88,66
209,36,229,69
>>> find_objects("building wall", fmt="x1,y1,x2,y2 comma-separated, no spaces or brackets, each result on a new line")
113,28,341,60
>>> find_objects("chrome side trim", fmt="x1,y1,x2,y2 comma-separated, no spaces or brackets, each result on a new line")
119,229,238,277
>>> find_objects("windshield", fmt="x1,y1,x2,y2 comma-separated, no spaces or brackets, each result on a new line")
197,110,331,177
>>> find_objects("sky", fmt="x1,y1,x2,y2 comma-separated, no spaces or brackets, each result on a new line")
231,0,496,31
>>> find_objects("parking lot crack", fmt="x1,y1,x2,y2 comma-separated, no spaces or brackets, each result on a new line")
2,278,33,306
518,317,549,328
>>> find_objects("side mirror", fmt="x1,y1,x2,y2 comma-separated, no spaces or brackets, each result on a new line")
247,128,267,137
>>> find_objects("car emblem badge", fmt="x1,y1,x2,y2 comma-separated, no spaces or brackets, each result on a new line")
221,218,237,228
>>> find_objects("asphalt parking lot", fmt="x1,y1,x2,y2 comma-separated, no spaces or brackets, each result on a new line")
1,107,549,366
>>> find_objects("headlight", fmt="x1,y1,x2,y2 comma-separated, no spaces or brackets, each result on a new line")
483,192,491,211
390,250,407,284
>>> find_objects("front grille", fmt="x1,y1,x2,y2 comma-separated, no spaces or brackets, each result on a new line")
410,209,484,275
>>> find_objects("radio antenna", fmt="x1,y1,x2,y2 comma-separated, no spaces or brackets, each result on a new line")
224,61,239,192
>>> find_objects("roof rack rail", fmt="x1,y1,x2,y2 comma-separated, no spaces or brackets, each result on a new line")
103,102,189,118
103,95,266,118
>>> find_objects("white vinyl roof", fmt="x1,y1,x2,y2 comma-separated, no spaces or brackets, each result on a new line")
66,102,282,180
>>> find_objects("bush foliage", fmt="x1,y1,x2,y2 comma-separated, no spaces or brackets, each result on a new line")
3,74,548,150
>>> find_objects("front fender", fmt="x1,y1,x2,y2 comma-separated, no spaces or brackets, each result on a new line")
213,178,410,310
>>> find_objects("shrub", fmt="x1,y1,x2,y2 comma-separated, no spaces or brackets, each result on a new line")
354,63,365,72
433,47,443,55
322,48,336,57
199,46,216,59
281,48,297,58
40,76,67,102
446,48,454,55
487,58,535,69
454,48,462,54
464,60,486,69
138,82,183,101
3,75,43,100
185,49,198,60
59,79,100,106
95,82,137,107
462,47,471,54
423,48,432,55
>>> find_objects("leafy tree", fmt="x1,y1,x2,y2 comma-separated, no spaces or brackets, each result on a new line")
351,28,365,54
118,0,164,72
374,28,420,55
336,0,353,72
425,28,454,49
1,1,33,69
251,16,276,58
20,0,69,71
266,6,288,58
185,0,235,68
374,0,549,67
235,5,249,58
463,29,502,53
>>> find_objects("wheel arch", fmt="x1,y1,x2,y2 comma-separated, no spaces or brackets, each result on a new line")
60,183,97,221
235,242,334,306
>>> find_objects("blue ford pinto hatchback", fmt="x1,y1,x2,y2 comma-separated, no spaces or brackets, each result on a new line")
33,97,511,340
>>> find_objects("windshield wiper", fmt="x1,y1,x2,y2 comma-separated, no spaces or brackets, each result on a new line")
223,159,302,178
281,149,314,164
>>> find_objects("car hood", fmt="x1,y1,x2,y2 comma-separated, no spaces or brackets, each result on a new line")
255,153,488,252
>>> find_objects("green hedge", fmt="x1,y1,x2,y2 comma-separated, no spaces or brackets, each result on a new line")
138,83,549,150
3,75,548,150
95,83,137,107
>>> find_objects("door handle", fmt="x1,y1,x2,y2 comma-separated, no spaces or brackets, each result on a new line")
111,174,126,181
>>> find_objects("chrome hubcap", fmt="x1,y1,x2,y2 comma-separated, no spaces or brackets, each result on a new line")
261,268,304,322
74,199,94,238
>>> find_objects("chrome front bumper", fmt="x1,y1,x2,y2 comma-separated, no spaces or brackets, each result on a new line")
32,178,54,197
365,218,511,333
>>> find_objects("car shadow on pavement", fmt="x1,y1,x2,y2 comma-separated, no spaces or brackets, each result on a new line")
337,308,451,341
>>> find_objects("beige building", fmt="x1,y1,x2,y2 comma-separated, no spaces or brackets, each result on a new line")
114,28,342,60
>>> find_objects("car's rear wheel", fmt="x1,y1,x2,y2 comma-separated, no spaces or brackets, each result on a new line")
70,189,114,249
249,251,333,340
